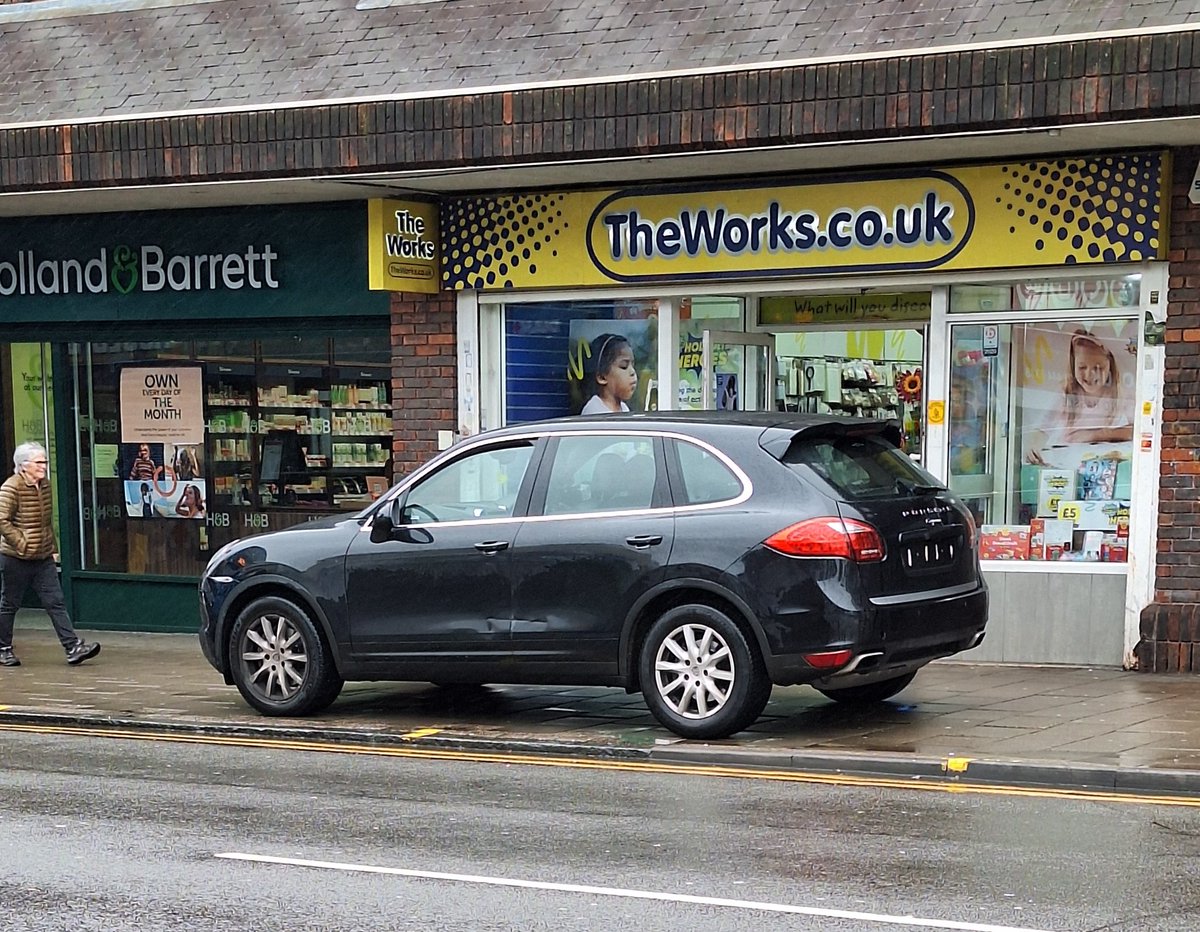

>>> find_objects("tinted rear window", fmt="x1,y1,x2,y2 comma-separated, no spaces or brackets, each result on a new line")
673,439,743,505
783,433,942,501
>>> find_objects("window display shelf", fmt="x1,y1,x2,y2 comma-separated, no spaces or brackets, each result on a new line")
204,362,391,511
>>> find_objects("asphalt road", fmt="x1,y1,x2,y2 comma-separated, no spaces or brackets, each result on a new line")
2,728,1200,931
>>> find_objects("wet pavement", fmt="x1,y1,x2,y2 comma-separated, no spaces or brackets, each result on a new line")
4,611,1200,794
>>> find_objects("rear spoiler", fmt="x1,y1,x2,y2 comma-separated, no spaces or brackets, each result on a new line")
758,418,903,461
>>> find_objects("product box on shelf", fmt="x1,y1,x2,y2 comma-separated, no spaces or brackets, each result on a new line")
1036,468,1076,517
1028,518,1046,560
1101,534,1129,562
1030,517,1076,559
1077,456,1120,501
979,525,1031,560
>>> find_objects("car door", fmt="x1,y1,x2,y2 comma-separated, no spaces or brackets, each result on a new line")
508,432,674,673
344,438,541,665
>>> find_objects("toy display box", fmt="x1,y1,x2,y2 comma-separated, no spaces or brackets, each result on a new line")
1036,468,1076,517
979,525,1031,560
1028,517,1075,560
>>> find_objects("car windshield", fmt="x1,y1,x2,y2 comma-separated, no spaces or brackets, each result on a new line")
783,432,944,501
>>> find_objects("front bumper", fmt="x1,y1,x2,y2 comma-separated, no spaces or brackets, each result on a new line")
198,575,237,677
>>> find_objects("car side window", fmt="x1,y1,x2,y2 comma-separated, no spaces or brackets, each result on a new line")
674,440,743,505
402,441,535,523
542,435,658,516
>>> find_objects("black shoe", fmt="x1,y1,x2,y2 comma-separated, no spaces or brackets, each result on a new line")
0,648,19,667
66,641,101,665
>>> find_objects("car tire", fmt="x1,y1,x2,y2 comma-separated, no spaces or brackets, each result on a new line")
639,604,771,740
229,596,344,716
814,671,917,705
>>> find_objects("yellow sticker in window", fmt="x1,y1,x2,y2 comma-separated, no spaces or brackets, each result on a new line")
927,400,945,425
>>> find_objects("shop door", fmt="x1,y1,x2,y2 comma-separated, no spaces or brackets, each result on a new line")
699,330,777,412
1,343,59,608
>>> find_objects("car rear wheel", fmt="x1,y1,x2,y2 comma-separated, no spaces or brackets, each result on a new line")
815,671,917,705
229,596,344,716
639,604,771,740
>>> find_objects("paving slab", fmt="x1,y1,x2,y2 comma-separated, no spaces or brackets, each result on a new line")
3,615,1200,795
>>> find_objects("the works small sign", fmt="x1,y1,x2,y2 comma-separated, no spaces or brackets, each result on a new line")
367,199,440,294
0,244,281,296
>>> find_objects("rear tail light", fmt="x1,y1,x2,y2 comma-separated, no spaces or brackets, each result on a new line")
764,517,885,562
962,508,980,547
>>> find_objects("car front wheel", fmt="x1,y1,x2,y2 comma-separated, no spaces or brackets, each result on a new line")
814,671,917,705
639,604,771,740
229,596,344,716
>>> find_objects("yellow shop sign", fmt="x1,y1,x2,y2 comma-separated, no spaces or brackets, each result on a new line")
589,174,970,281
441,153,1166,290
368,199,440,293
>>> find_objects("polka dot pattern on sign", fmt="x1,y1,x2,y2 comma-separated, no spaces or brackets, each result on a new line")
441,193,568,289
994,154,1161,264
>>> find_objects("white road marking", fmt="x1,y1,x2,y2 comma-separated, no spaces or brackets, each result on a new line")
214,852,1057,932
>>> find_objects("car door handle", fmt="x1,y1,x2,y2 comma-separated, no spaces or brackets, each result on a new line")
625,534,664,549
474,540,510,554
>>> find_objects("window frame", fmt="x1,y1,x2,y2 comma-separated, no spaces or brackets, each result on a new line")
396,438,544,527
666,436,747,507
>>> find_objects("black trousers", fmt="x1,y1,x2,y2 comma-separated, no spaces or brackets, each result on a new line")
0,555,80,650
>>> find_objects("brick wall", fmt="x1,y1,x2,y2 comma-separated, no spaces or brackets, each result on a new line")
1136,146,1200,672
390,291,457,481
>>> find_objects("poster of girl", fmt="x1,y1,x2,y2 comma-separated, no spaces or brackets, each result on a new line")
1022,326,1134,467
566,318,656,415
580,333,638,414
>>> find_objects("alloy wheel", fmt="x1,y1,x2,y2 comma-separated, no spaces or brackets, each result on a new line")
239,611,309,702
652,622,735,719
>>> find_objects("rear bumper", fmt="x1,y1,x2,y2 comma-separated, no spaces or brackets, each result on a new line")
763,582,988,687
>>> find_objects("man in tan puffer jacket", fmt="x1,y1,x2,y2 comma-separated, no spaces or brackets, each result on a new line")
0,441,100,667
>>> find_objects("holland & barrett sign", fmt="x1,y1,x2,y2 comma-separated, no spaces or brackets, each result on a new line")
0,204,386,324
0,244,280,296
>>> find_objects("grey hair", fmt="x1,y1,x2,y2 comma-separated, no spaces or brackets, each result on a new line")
13,441,46,474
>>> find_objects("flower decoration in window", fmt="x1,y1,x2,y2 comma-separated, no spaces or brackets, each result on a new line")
895,368,923,404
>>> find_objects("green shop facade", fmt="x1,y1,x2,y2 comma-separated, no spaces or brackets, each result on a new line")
0,202,392,631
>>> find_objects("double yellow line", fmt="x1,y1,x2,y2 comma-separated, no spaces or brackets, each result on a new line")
2,719,1198,808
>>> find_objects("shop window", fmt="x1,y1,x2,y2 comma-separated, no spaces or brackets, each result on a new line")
947,318,1136,564
950,276,1141,313
503,300,659,423
774,328,926,458
72,331,392,578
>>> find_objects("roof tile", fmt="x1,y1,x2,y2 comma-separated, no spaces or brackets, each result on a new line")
1,0,1198,123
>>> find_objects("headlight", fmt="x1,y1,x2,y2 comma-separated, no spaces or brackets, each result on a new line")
203,540,241,578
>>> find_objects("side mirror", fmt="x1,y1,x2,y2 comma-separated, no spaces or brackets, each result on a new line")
369,498,404,543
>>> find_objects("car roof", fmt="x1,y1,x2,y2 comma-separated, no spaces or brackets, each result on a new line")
479,410,897,439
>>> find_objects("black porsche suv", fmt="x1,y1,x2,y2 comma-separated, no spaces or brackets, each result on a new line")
200,412,987,739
